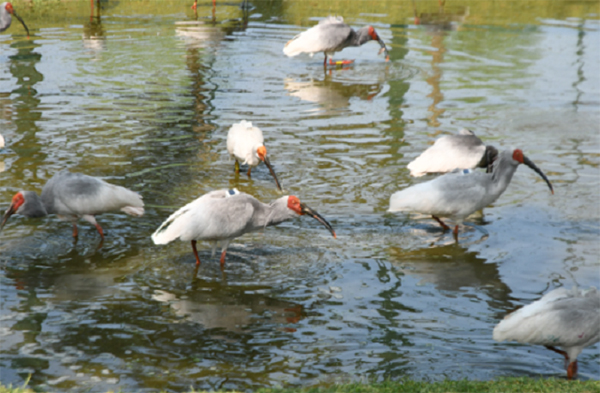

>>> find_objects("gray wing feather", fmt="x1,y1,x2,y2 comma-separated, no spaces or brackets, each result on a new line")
41,170,143,216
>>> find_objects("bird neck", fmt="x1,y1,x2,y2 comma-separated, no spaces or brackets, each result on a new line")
490,152,519,196
19,191,49,218
260,197,296,229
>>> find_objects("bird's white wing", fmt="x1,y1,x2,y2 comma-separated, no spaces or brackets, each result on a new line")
151,190,257,244
284,18,352,57
493,287,600,349
41,171,144,217
388,170,489,218
227,120,264,164
407,134,486,177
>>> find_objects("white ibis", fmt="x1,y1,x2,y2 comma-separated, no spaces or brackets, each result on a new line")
493,287,600,380
227,120,282,191
0,2,29,36
283,16,389,67
151,188,336,268
388,149,553,236
0,134,4,149
407,129,498,177
0,170,144,240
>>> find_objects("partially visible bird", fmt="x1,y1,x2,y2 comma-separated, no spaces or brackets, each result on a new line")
388,149,553,236
283,16,389,67
227,120,282,191
0,170,144,240
407,129,498,177
0,134,4,149
151,189,336,268
0,2,29,36
493,287,600,380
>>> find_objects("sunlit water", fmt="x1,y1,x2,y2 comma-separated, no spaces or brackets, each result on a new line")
1,1,599,391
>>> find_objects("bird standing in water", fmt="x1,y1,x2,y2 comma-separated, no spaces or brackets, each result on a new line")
494,287,600,380
1,170,144,242
151,189,336,268
283,16,389,66
389,149,553,237
227,120,283,191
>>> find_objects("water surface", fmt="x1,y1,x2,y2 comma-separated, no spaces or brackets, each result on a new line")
1,0,599,391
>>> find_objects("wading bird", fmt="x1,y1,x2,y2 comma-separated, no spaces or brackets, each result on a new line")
0,134,4,149
493,287,600,380
407,129,498,177
283,16,389,67
151,189,336,268
227,120,282,191
0,2,29,36
0,170,144,241
388,149,553,237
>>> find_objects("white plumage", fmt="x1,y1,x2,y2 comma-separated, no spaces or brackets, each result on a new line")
226,120,282,190
283,16,389,66
493,287,600,379
0,170,144,241
389,149,553,236
407,129,497,177
0,134,4,149
151,189,336,269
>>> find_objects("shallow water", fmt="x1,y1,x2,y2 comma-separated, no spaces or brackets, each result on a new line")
1,0,599,391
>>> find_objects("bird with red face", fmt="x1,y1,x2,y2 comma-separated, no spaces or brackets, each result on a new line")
151,189,336,268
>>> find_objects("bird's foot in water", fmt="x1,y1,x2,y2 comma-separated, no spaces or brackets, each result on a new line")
328,59,354,66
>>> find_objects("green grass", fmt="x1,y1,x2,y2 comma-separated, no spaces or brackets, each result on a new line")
2,378,599,393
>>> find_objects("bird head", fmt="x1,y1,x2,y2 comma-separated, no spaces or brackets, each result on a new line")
512,149,554,194
287,196,336,238
0,192,25,233
367,26,389,61
4,3,30,37
256,145,267,162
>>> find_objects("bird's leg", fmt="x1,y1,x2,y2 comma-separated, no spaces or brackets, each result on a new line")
191,0,197,10
567,360,578,380
72,223,79,238
545,345,571,374
247,167,252,178
94,223,105,240
219,249,227,269
432,215,450,230
234,160,240,174
453,225,459,242
191,240,201,266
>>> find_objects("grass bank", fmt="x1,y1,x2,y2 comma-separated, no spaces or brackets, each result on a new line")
2,378,599,393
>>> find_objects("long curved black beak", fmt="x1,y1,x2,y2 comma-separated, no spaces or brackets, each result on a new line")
300,203,336,238
0,203,16,233
12,10,30,37
523,156,554,194
376,37,389,61
263,156,283,191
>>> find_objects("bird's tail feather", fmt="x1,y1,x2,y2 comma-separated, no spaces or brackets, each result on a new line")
121,206,145,217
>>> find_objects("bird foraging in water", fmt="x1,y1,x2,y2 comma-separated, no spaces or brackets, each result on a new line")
0,170,144,241
0,2,30,36
493,287,600,380
151,189,336,268
227,120,282,191
283,16,389,67
407,129,498,177
388,149,553,237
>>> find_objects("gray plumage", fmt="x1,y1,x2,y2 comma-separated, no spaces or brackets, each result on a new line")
407,129,498,177
283,16,389,65
493,287,600,379
1,170,144,239
1,2,29,35
389,149,553,231
151,189,335,268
